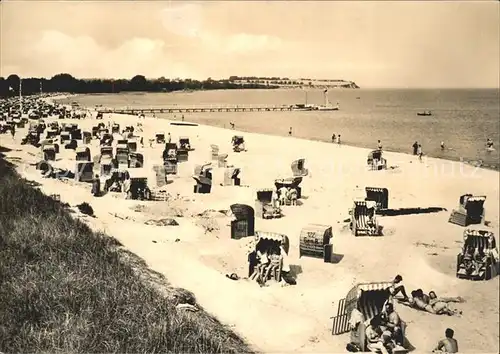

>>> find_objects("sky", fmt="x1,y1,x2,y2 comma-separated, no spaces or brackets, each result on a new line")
0,0,499,88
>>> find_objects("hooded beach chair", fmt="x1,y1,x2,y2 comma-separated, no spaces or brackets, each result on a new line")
331,282,407,353
128,168,151,200
65,139,78,150
367,150,387,171
299,224,333,262
223,167,241,186
128,152,144,168
231,136,246,152
179,137,193,151
248,231,290,281
92,126,100,138
60,131,71,144
82,131,92,144
162,146,178,175
100,146,114,162
100,133,113,146
350,200,381,236
74,162,94,182
75,146,91,162
211,144,219,161
255,189,282,219
115,143,130,168
46,129,59,139
193,164,213,194
155,132,165,144
43,144,56,161
449,194,486,227
70,128,82,140
218,153,228,168
152,165,168,188
291,159,309,177
111,123,120,134
127,140,137,152
456,229,499,281
365,187,389,211
230,204,255,239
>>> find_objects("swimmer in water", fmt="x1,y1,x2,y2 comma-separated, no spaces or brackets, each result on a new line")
486,138,494,149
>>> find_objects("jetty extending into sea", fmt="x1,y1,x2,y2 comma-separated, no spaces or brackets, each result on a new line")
96,104,294,115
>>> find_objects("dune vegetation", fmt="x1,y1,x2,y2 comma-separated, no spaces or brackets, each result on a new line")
0,146,253,353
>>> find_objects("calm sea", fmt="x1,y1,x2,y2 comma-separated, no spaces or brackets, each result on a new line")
60,88,500,169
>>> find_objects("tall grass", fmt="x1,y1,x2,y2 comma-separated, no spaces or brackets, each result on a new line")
0,146,254,353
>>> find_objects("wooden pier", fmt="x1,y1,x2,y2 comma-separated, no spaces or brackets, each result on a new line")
96,104,293,115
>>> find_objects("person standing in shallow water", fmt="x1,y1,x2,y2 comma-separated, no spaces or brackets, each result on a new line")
378,140,382,150
417,144,423,161
337,135,341,146
332,133,336,143
288,127,292,136
441,141,445,150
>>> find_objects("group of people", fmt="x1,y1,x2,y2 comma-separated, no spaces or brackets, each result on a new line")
272,185,298,207
331,133,341,145
364,302,404,354
458,244,492,278
248,239,291,287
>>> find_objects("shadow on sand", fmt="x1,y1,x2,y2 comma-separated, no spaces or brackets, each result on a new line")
378,207,447,217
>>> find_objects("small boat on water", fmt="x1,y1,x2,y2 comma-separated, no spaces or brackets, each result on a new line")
417,111,432,116
314,89,339,111
292,103,314,111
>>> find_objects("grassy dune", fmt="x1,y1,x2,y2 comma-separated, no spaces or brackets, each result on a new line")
0,146,253,353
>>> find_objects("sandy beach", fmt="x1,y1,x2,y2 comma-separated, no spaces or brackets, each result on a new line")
1,102,499,353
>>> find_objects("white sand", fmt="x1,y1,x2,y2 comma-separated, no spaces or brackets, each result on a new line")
1,106,499,353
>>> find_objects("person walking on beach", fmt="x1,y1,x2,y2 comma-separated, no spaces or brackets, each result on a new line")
412,141,419,155
332,133,336,143
417,144,423,161
288,127,292,136
167,132,172,144
378,140,382,150
337,134,341,146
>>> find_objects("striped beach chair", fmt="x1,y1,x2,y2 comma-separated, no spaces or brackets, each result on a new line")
350,200,381,236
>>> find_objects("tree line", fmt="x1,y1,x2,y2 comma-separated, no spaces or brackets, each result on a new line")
0,74,280,97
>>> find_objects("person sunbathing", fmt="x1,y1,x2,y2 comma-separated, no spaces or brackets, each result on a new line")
410,289,436,314
428,291,463,316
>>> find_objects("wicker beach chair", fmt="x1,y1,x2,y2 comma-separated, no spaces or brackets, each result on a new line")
115,143,130,169
291,158,309,177
255,189,282,219
232,136,246,152
223,167,241,186
74,162,94,182
365,187,389,211
75,146,91,162
456,229,499,281
367,150,387,171
155,132,165,144
299,224,333,262
210,144,219,161
275,177,303,199
230,204,255,239
42,144,56,161
193,164,212,194
350,200,382,236
218,153,228,168
111,123,120,134
332,282,408,353
449,194,486,227
179,137,193,151
248,231,290,281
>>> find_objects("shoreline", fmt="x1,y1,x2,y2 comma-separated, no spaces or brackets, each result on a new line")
54,94,500,172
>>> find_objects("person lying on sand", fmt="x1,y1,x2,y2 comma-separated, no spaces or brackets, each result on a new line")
410,290,462,316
